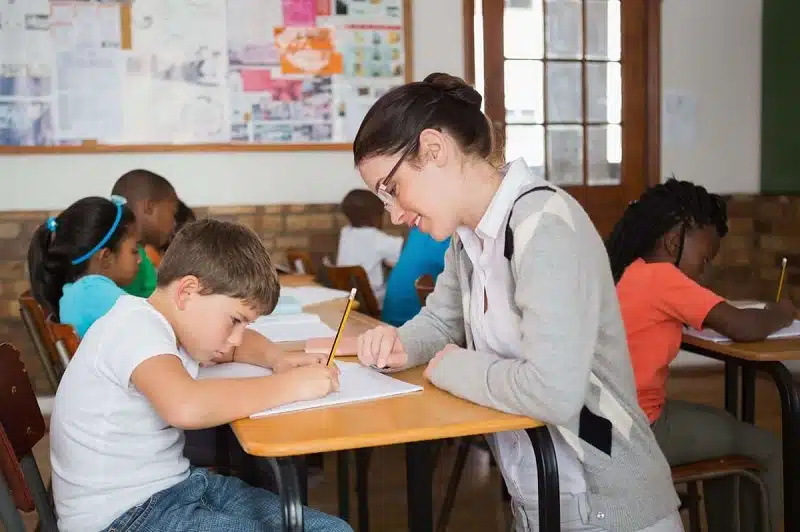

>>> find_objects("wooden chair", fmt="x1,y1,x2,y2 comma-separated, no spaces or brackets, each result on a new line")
414,274,435,306
324,265,381,319
286,249,315,276
0,343,58,532
46,321,79,369
18,291,62,391
672,456,769,532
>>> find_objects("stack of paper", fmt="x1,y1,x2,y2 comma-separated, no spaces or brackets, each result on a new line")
248,312,336,342
272,295,303,315
280,286,351,307
197,361,423,418
685,319,800,343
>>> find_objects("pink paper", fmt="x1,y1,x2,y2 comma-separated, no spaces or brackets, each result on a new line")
282,0,316,27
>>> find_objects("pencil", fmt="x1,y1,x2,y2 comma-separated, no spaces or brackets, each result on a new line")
327,288,357,367
776,257,788,302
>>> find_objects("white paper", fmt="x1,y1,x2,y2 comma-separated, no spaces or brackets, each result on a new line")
55,48,124,140
247,312,336,342
198,361,423,418
280,286,352,307
662,89,697,147
50,1,122,50
0,0,53,101
685,319,800,344
226,0,282,67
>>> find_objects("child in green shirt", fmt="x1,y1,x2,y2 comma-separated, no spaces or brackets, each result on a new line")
111,169,179,297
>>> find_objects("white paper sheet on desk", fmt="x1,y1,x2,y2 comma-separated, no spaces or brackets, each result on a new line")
280,286,351,307
685,319,800,343
248,313,336,342
197,361,422,418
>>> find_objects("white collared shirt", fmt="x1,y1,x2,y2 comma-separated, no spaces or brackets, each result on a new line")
456,159,587,501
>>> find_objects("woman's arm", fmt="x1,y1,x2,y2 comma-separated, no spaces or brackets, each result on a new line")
427,210,597,426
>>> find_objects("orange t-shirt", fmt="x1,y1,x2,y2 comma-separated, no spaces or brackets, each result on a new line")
616,259,724,423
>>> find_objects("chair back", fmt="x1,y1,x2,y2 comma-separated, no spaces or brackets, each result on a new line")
18,291,62,390
47,321,80,368
286,249,315,276
0,343,57,531
414,274,435,306
325,265,381,318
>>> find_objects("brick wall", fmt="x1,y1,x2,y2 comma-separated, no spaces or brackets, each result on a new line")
1,195,796,394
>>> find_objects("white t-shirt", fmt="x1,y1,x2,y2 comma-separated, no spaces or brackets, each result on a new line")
336,225,403,305
50,295,199,532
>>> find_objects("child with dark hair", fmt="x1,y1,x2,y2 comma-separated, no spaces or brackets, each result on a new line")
111,169,179,297
608,178,790,531
27,196,140,337
336,188,403,304
148,199,198,264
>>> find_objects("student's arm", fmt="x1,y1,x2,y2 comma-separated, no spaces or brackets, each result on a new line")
653,266,796,342
230,329,325,370
131,356,338,429
425,211,595,426
703,300,794,342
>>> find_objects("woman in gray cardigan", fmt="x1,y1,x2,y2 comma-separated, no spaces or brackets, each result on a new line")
350,73,683,531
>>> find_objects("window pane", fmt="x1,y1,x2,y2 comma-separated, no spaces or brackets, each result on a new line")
545,0,582,59
505,60,544,124
586,1,621,61
474,0,485,111
546,125,583,185
504,0,544,59
506,125,546,179
546,61,582,123
586,62,621,123
587,124,621,185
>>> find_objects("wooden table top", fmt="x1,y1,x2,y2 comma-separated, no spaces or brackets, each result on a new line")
682,334,800,362
231,301,543,457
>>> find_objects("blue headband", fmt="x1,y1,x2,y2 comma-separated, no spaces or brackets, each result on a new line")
71,196,127,265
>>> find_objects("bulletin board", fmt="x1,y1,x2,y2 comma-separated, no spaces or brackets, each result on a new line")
0,0,412,154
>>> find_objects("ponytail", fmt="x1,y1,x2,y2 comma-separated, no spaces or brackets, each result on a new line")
27,223,66,319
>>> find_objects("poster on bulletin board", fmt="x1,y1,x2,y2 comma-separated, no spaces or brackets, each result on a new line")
0,0,411,152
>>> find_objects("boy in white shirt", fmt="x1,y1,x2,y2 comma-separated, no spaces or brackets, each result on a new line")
336,189,404,305
49,219,352,532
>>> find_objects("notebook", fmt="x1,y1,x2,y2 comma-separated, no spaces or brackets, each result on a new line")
197,361,423,418
248,312,336,342
280,286,352,307
271,295,303,315
685,319,800,343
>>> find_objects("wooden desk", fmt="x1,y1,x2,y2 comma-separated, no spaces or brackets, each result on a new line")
232,306,554,532
681,335,800,529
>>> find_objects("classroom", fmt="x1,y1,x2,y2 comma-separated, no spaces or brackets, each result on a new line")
1,0,798,531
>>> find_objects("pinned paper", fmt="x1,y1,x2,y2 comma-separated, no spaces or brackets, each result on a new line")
274,27,343,75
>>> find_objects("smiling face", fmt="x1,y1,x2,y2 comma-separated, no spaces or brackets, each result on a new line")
357,128,469,241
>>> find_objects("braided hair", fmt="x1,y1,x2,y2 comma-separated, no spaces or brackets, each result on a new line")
606,178,728,284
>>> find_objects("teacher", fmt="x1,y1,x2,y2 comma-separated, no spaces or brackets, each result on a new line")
350,73,683,532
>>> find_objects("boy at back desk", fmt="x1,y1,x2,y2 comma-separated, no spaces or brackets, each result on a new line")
111,169,179,297
50,219,350,532
607,178,790,532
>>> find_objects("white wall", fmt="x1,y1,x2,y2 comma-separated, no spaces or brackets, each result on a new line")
0,0,464,211
660,0,762,194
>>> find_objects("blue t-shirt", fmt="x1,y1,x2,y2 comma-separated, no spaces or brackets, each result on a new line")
59,274,127,338
381,228,451,327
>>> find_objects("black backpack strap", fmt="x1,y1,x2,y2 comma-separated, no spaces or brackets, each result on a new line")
503,185,556,260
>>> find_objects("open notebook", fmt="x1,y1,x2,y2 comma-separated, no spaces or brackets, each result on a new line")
247,312,336,342
197,361,423,418
685,320,800,343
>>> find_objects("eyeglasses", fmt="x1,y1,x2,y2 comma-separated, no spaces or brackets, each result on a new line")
375,141,416,210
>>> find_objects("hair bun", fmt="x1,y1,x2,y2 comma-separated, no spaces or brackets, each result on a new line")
423,72,482,108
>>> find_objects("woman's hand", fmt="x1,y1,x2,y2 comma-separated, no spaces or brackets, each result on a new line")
423,344,460,380
356,325,408,369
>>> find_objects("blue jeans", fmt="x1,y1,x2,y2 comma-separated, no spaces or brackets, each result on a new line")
103,468,352,532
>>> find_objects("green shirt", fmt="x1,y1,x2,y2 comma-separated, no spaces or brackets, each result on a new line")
122,246,157,298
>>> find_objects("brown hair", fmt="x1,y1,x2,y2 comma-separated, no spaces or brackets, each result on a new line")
341,189,384,227
353,73,495,166
157,219,279,314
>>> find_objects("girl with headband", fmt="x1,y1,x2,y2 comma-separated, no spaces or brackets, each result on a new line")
27,195,141,338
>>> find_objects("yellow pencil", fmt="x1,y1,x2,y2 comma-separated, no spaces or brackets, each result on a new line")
776,257,788,302
327,288,357,367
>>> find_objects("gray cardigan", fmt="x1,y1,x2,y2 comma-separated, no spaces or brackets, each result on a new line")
397,181,680,530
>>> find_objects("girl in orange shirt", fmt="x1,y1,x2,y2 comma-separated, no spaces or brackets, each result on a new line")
608,179,792,532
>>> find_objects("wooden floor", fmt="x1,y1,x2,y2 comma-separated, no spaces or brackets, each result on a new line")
14,368,787,532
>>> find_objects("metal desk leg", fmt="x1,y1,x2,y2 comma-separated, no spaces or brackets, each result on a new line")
527,426,560,532
761,362,800,531
266,457,304,532
336,451,350,521
406,441,434,532
724,361,739,417
741,365,757,424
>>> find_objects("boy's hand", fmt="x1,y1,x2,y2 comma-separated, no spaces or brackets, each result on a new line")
287,365,340,401
271,352,327,373
767,298,796,328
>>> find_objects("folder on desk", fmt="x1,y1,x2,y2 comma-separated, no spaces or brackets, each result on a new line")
685,319,800,343
197,361,422,417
